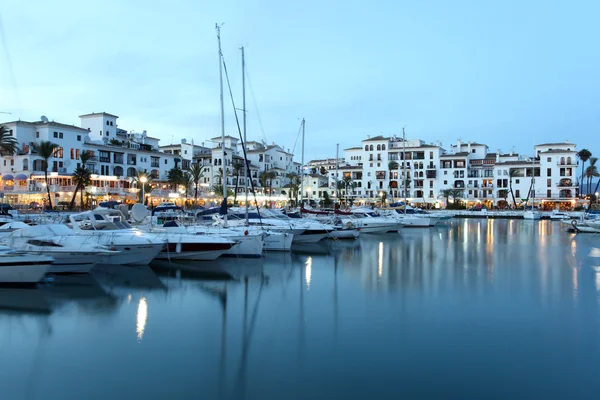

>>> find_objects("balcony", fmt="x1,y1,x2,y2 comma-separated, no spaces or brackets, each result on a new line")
557,162,577,167
113,156,124,164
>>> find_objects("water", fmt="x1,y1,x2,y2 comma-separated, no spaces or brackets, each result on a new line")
2,219,600,399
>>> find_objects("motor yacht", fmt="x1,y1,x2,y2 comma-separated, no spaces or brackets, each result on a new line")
0,245,52,283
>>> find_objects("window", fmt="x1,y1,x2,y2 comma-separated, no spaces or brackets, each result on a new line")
370,163,373,167
77,135,81,141
369,145,373,151
10,159,14,166
59,132,63,139
76,149,80,160
364,145,368,151
472,149,475,153
444,171,447,175
52,147,64,158
547,179,551,187
430,152,433,159
53,131,58,138
110,121,113,126
515,179,520,184
106,121,110,126
100,130,102,135
547,168,551,176
165,159,168,164
515,190,520,197
567,157,572,164
367,172,371,177
36,131,40,138
377,144,381,151
547,190,552,197
444,180,447,185
547,157,551,162
70,149,75,159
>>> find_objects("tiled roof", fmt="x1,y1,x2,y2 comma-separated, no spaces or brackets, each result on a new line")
440,152,469,157
362,135,390,142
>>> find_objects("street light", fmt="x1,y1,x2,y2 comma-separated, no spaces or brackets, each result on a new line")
140,175,147,204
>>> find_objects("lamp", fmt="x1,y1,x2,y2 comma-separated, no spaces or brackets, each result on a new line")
139,175,147,204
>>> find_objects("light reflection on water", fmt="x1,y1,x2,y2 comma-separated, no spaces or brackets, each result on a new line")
1,220,600,399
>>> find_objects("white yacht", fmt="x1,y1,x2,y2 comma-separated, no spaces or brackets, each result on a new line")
1,223,119,273
67,209,166,265
523,210,541,220
336,208,400,233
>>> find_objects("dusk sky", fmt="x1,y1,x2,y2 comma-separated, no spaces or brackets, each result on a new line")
1,0,599,160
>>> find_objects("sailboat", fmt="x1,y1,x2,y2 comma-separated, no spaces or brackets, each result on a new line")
523,153,541,220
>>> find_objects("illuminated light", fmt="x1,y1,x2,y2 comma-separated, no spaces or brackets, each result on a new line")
572,268,579,300
589,248,600,258
305,256,312,290
378,241,383,278
136,296,148,341
127,294,132,304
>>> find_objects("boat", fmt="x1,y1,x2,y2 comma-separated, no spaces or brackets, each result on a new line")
0,246,52,284
550,210,571,220
1,223,119,273
335,208,400,233
67,209,166,265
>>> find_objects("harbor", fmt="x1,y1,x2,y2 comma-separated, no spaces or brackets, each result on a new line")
2,219,600,399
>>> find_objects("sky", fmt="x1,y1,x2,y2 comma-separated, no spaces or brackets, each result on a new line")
1,0,599,161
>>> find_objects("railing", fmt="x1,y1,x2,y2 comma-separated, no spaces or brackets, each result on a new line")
557,162,577,166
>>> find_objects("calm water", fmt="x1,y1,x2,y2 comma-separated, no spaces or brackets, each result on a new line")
2,219,600,399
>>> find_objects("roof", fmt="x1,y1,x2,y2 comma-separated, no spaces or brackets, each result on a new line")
344,147,362,151
495,160,540,166
362,135,390,142
499,153,519,157
319,183,329,188
539,149,577,154
535,142,575,147
79,112,119,119
485,154,496,159
210,135,239,141
440,152,469,157
2,120,90,132
462,142,488,147
338,165,362,170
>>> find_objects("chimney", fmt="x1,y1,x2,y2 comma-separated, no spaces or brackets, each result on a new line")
467,141,472,154
496,149,500,162
366,135,370,139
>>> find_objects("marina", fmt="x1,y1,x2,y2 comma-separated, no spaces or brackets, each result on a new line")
1,219,600,398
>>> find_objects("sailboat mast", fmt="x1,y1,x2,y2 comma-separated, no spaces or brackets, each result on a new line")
300,118,305,208
335,143,339,206
241,46,249,225
403,127,407,215
216,23,227,226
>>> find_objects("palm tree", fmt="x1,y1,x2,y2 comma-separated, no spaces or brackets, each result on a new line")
387,160,398,200
585,157,599,198
167,167,184,191
439,188,453,206
267,170,277,202
0,126,19,155
189,163,204,206
342,175,353,204
183,172,193,198
232,159,244,204
285,172,300,206
577,149,592,197
32,141,59,209
71,167,91,210
508,168,519,208
211,184,233,198
69,151,93,209
336,180,345,202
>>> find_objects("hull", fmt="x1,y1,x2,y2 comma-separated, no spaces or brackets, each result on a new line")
330,229,359,240
523,210,541,220
100,244,164,265
25,251,97,274
263,232,294,251
359,223,398,233
292,232,328,243
156,249,229,261
221,234,264,258
402,217,431,228
0,257,51,283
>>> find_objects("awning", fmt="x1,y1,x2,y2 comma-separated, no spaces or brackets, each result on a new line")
2,174,14,181
14,174,28,181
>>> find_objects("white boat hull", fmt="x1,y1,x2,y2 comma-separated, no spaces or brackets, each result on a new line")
221,234,263,258
330,229,359,239
263,232,293,251
155,248,229,261
401,216,432,227
0,255,51,283
359,223,399,233
523,211,541,220
100,244,164,265
292,232,328,243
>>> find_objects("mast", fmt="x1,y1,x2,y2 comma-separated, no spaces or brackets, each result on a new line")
402,127,407,215
241,46,249,225
216,24,227,226
335,143,339,206
300,118,305,208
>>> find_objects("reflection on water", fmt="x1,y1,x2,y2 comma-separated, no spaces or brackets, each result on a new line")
136,297,148,341
2,220,600,399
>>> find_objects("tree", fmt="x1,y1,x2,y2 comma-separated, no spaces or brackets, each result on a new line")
232,159,244,204
69,151,92,209
450,188,464,205
189,163,204,206
0,125,19,155
211,184,234,198
322,191,333,207
109,138,123,146
336,180,345,201
71,167,91,210
32,141,59,209
267,170,276,198
577,149,592,197
523,168,535,207
183,172,193,198
167,167,184,191
508,168,519,208
439,188,453,206
342,175,353,204
387,160,398,200
285,172,300,206
585,157,599,198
